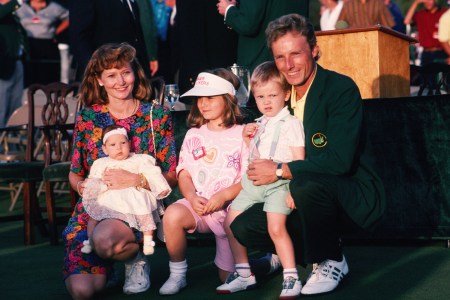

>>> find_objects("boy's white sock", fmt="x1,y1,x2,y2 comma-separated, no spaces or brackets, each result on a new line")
236,263,252,277
283,268,299,280
169,260,188,278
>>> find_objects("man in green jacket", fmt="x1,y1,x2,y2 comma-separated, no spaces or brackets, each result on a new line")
217,0,308,73
0,0,27,126
229,14,386,296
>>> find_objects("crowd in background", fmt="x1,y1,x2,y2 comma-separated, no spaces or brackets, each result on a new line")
1,0,449,143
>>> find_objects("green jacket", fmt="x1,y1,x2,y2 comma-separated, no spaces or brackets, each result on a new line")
0,0,27,79
224,0,308,72
136,0,158,61
288,65,386,230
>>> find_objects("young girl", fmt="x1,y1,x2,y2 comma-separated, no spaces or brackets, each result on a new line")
159,69,248,295
81,124,171,256
216,61,305,299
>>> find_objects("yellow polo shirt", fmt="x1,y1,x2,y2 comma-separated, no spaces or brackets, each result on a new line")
290,67,317,121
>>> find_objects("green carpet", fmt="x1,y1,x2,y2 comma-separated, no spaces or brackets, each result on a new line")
1,190,450,300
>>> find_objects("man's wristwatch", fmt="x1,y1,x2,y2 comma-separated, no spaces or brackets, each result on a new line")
275,163,283,179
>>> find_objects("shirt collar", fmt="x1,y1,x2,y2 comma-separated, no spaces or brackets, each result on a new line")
290,65,317,109
255,106,290,125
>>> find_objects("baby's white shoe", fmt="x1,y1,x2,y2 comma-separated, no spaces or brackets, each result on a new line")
143,235,155,255
81,240,92,254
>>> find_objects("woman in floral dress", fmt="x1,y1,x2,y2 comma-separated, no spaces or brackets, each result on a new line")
63,43,177,299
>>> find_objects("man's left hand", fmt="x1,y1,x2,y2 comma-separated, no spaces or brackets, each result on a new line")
247,159,278,186
149,60,158,77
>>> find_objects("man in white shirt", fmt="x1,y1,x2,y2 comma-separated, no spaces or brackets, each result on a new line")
320,0,344,30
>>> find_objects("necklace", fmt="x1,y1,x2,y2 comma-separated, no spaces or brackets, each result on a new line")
108,99,139,119
206,121,225,131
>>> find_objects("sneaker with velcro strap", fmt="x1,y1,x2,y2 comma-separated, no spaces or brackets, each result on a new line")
301,255,348,295
216,272,257,294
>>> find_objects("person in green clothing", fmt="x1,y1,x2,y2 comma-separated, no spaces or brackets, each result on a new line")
217,0,307,107
135,0,159,76
217,0,308,73
229,14,386,296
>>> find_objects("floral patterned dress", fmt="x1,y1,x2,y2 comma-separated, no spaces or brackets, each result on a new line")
63,102,176,279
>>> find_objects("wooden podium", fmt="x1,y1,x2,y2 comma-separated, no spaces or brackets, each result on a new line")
316,26,416,99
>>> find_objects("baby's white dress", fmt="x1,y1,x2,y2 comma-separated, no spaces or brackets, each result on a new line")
82,153,170,232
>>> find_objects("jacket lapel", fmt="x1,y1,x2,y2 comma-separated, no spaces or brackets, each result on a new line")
303,65,326,125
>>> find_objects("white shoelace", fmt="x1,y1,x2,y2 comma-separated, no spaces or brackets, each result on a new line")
128,261,146,284
311,260,344,282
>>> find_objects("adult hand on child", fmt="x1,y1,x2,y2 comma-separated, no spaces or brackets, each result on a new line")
102,168,139,190
247,159,278,185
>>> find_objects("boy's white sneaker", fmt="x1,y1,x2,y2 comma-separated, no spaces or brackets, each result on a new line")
123,252,150,294
216,272,257,294
279,276,302,300
301,255,348,295
159,274,187,295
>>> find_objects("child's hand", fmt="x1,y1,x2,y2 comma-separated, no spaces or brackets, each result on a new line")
243,123,259,139
202,194,226,215
189,195,208,216
286,192,296,209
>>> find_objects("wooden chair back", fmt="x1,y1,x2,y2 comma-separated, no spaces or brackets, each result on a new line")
27,82,81,245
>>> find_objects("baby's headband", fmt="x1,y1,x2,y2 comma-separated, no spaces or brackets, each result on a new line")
103,127,128,144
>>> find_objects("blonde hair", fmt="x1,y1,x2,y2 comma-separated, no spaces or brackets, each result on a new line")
78,43,151,106
251,61,290,92
187,68,243,128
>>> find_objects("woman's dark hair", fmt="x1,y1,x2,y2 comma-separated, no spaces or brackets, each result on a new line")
79,43,151,106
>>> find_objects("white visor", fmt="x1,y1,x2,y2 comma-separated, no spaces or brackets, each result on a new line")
181,72,236,98
103,127,128,144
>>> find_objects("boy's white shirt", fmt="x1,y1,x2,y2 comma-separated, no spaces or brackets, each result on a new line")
254,106,305,163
